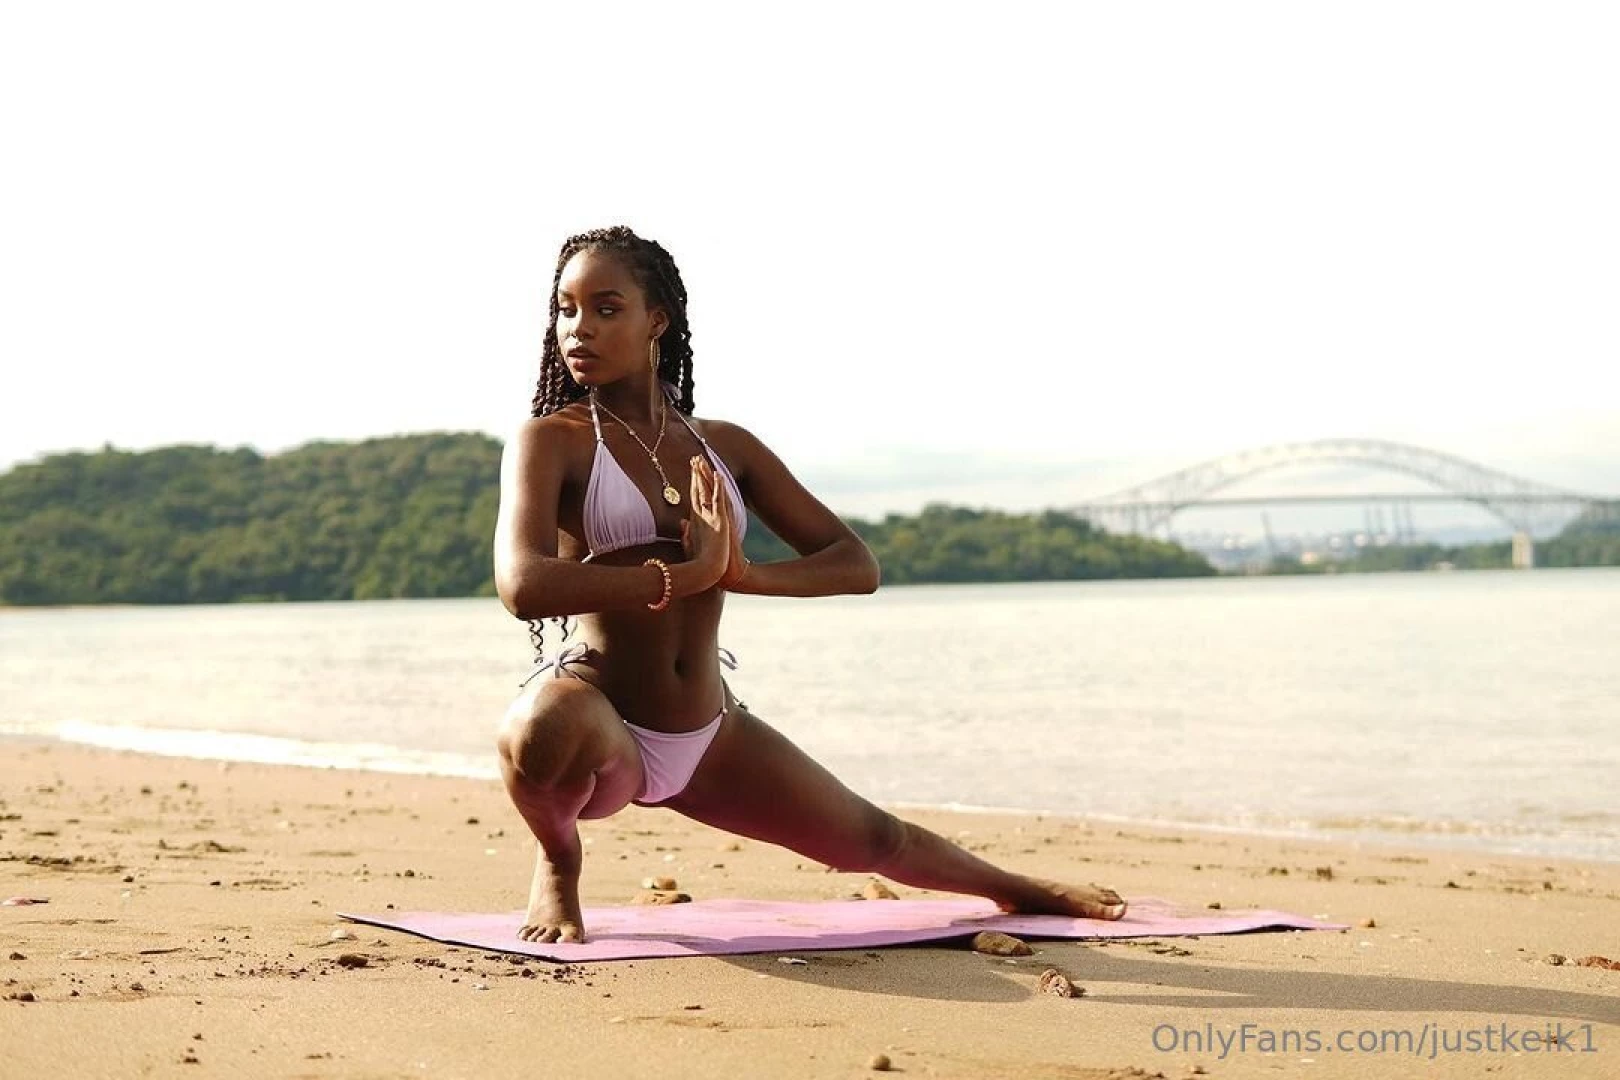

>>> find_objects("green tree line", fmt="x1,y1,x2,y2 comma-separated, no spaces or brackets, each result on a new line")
0,437,1213,606
1259,501,1620,575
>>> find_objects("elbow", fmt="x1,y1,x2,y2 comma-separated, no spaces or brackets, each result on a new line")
496,563,550,621
854,545,881,594
496,577,529,620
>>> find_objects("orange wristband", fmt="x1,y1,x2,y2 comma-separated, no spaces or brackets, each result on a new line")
644,558,673,612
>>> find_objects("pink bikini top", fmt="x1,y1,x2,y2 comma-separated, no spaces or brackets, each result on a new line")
582,382,748,563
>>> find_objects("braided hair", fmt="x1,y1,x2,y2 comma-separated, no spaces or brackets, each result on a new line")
524,226,697,677
530,225,696,418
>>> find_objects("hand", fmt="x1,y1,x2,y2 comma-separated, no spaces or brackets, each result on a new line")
680,455,734,592
717,513,749,592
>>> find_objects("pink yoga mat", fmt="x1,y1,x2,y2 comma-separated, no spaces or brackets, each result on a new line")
339,897,1345,962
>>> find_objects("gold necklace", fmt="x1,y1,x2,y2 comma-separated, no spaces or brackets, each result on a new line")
594,394,681,506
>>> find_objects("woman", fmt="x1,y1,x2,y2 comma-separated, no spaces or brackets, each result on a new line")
494,226,1126,943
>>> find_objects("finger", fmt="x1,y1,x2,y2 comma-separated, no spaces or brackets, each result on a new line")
696,459,716,507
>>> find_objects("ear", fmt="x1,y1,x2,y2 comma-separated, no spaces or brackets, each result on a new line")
648,307,670,341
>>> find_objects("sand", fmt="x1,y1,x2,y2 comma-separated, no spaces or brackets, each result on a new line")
2,742,1616,1079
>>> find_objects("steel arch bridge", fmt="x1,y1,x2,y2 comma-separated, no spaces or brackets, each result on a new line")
1067,438,1609,539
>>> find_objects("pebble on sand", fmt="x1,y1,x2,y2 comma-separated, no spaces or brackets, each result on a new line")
971,931,1034,957
861,879,899,900
632,889,692,905
641,876,678,891
1575,955,1619,970
336,953,370,969
867,1053,892,1071
330,928,358,942
1359,917,1377,929
1545,953,1567,966
1038,967,1083,998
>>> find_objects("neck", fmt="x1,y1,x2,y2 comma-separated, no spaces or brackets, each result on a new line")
593,372,664,424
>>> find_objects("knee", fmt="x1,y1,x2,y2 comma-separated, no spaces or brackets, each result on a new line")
835,810,909,874
495,681,601,787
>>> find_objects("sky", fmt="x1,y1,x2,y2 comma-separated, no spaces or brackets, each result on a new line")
4,2,1616,534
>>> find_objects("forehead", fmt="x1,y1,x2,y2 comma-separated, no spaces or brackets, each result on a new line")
557,248,640,298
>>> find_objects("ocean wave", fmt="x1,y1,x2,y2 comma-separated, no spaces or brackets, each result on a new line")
33,720,499,781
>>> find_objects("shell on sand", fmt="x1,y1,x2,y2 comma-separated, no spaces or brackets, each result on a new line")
1038,967,1083,997
971,931,1034,957
641,876,678,891
632,889,692,906
860,879,898,901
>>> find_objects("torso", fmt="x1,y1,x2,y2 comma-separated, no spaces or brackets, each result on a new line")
541,398,744,733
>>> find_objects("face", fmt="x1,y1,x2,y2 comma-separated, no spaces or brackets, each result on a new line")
554,248,668,387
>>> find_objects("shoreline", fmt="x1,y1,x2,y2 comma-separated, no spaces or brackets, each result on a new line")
4,742,1617,1078
0,563,1614,614
5,727,1616,869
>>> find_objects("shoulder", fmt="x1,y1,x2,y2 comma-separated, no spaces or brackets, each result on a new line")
690,415,759,454
504,403,595,456
500,404,597,484
689,414,768,468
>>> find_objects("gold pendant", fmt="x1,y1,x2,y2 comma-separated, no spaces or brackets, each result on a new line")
663,485,681,506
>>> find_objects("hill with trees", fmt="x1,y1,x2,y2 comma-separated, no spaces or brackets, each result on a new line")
0,437,1212,606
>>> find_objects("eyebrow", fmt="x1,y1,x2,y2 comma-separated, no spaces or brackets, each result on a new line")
556,289,627,301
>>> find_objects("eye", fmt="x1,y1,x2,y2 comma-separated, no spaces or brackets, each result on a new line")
557,304,576,317
597,306,617,317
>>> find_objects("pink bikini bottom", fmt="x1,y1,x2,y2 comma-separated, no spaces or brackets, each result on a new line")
526,642,738,806
623,708,726,805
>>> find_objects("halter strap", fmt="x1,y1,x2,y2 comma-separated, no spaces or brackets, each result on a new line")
587,395,604,443
659,383,716,451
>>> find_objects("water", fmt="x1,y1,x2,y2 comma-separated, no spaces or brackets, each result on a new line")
3,569,1616,862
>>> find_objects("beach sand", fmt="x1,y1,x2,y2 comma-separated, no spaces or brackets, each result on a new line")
2,743,1616,1079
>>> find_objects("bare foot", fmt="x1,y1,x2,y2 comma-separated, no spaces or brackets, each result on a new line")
999,877,1127,921
518,851,585,943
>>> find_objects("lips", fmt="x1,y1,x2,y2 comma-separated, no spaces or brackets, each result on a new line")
567,348,597,360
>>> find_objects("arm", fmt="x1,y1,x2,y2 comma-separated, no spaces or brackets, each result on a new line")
709,421,881,598
493,418,721,620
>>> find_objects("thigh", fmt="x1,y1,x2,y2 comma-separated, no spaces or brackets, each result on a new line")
662,695,893,867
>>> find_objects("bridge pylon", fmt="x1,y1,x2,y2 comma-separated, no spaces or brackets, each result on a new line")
1511,532,1535,570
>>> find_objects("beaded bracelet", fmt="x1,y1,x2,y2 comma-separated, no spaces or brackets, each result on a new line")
644,557,673,612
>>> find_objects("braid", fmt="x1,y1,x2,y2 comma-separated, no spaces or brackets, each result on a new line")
529,226,695,417
523,227,697,672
